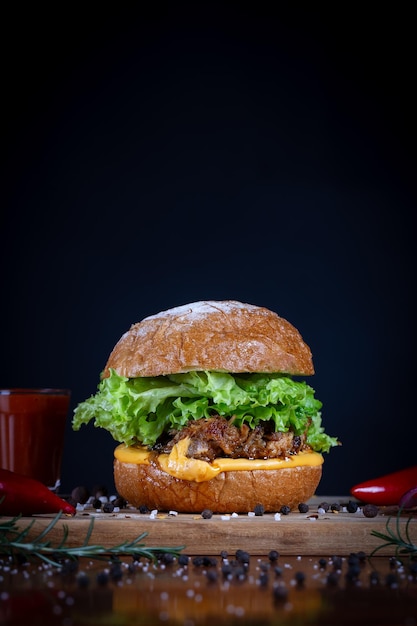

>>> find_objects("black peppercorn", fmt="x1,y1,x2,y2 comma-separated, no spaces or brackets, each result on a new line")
298,502,309,513
221,562,233,578
345,564,361,583
348,553,360,567
206,569,218,582
326,571,340,586
233,564,247,581
268,550,279,562
201,509,213,519
178,554,189,566
280,505,291,515
331,556,343,570
110,563,123,581
235,549,250,564
346,500,358,513
362,503,379,518
254,503,265,516
138,504,150,514
160,552,176,565
273,583,288,602
112,496,127,508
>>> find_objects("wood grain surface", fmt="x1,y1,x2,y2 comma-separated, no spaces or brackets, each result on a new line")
10,498,416,556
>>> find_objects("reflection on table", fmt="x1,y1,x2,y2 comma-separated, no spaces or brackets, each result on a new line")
1,549,416,625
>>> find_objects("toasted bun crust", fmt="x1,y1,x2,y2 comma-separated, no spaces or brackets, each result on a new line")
114,458,322,513
104,300,314,378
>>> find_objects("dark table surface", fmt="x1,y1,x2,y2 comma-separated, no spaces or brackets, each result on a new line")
1,551,416,625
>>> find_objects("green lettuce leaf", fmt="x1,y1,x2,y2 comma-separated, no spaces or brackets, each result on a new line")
72,369,338,452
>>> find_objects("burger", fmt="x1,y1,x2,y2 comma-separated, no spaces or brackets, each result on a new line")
73,300,338,512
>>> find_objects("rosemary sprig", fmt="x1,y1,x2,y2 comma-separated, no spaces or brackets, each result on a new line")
0,512,185,567
370,509,417,559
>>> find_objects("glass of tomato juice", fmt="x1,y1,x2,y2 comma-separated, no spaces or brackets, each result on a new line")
0,388,71,491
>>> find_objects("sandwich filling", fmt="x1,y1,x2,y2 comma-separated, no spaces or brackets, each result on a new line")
73,369,338,466
114,437,324,482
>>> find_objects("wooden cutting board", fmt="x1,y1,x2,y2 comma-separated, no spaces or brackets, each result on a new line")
10,498,417,556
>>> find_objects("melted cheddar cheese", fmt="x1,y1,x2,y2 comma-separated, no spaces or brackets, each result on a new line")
114,437,324,483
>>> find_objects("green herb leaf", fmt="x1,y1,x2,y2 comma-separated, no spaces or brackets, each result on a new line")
370,509,417,559
0,512,185,567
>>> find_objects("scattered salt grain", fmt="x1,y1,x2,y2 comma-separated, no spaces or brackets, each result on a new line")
274,513,281,521
221,514,231,521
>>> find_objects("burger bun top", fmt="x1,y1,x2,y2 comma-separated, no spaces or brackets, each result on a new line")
104,300,314,378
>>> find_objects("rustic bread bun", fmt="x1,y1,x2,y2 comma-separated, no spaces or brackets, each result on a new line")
104,300,314,378
114,458,322,513
108,301,320,513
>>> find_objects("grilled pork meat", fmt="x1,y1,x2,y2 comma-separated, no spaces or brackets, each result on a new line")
158,415,311,462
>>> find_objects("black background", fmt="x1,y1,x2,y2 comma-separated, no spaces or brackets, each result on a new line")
2,5,415,498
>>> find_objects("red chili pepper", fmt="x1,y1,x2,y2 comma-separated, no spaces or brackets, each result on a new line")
350,465,417,506
0,468,76,516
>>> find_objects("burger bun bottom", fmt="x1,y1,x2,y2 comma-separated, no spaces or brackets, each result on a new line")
114,458,322,513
